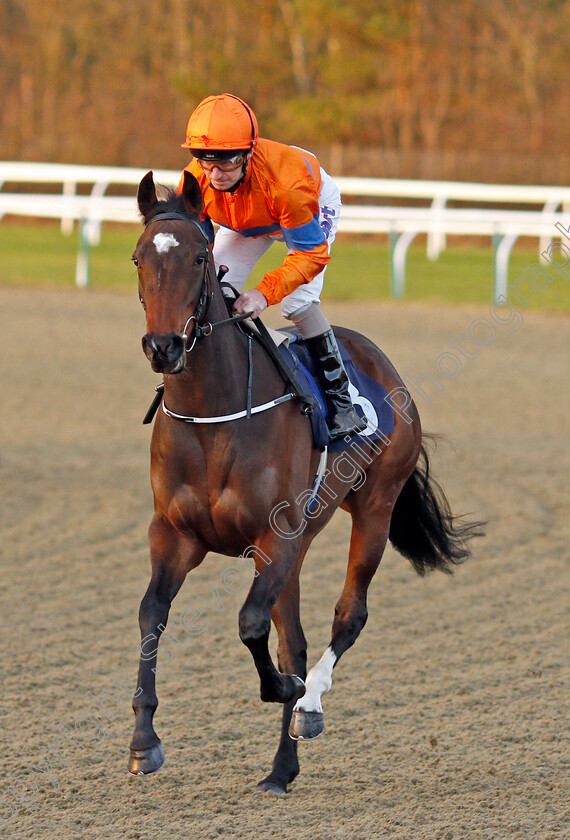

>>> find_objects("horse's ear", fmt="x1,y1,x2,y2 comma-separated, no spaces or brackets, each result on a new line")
138,171,157,218
181,170,203,216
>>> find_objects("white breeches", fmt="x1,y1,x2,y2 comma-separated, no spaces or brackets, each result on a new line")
212,168,341,318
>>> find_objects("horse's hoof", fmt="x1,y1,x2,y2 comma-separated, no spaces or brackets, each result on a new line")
128,741,165,776
256,780,288,796
288,709,324,741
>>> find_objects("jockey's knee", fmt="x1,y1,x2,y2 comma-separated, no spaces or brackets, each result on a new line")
287,301,330,339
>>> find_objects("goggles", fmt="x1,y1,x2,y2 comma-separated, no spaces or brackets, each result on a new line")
191,150,248,171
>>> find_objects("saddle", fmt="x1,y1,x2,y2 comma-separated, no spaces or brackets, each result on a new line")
269,328,395,452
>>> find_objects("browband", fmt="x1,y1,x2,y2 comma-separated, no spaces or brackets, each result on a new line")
145,211,208,242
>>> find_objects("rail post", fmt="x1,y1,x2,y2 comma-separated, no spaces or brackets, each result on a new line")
75,218,91,288
494,232,518,301
391,230,418,299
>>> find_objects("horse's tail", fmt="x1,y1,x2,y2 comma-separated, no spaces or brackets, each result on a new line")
388,437,484,575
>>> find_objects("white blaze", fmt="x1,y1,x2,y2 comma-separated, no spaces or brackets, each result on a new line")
153,233,180,254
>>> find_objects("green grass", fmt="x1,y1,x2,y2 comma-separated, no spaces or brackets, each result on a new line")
0,221,568,311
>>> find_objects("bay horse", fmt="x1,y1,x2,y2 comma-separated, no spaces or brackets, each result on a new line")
128,170,481,794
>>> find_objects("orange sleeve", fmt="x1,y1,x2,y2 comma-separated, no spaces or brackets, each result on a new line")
255,241,330,306
253,165,330,305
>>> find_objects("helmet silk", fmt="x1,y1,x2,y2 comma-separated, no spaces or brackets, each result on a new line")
182,94,259,151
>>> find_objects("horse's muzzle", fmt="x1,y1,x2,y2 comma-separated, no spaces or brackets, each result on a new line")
142,333,186,374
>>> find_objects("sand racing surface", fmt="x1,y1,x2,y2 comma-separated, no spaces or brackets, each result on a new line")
0,286,568,839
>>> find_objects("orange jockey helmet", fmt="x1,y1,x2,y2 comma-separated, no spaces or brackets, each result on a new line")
181,93,259,163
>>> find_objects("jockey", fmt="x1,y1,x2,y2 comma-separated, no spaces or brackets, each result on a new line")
179,93,366,440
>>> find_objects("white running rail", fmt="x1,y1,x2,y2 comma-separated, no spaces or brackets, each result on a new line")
1,162,568,296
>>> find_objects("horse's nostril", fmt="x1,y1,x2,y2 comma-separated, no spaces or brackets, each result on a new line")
142,333,184,370
161,334,184,361
142,334,159,358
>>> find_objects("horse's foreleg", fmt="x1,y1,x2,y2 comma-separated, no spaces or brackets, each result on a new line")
257,566,307,795
239,534,305,707
290,495,397,741
129,515,206,775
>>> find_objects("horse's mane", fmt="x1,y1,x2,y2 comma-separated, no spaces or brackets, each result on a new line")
140,186,192,225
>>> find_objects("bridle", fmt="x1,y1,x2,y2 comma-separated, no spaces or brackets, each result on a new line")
144,210,252,354
141,207,312,428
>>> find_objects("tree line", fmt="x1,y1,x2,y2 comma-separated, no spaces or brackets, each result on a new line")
1,0,569,179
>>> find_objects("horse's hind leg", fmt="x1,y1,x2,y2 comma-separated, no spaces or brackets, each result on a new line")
129,515,206,775
257,565,307,795
290,482,402,740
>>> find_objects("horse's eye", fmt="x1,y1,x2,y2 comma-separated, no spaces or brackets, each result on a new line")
194,254,206,266
132,256,140,267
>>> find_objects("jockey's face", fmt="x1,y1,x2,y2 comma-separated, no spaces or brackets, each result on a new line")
197,156,246,191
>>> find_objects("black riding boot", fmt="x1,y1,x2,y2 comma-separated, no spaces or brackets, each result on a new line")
306,330,368,439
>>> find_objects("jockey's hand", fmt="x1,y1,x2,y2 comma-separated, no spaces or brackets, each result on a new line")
233,289,268,319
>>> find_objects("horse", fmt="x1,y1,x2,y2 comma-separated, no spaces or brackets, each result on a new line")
128,170,482,794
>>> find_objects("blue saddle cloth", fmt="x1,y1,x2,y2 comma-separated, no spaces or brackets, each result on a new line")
278,333,394,452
